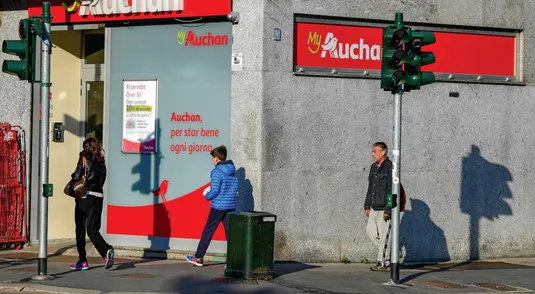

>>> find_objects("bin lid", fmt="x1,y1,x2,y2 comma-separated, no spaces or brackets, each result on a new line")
228,211,277,223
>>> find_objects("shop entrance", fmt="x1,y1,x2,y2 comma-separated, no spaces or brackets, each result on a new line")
41,27,106,240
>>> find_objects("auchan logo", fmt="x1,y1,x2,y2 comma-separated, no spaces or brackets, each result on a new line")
62,0,183,16
177,30,229,47
307,31,381,61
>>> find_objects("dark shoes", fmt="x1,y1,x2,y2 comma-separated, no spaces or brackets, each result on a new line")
370,262,389,272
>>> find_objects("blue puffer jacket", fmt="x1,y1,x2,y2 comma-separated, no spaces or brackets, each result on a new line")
205,160,238,210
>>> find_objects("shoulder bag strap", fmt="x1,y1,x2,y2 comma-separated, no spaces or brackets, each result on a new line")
82,156,87,179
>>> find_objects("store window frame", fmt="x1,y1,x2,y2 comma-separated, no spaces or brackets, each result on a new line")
80,28,106,148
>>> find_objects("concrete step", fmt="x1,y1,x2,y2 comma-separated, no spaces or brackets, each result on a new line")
14,239,226,262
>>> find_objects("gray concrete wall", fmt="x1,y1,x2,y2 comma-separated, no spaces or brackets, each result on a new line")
3,0,533,263
251,0,535,262
230,1,265,212
0,1,32,132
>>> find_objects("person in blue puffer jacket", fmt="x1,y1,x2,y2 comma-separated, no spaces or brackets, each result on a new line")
186,145,238,267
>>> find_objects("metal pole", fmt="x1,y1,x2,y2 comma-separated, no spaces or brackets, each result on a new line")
34,2,53,280
390,90,402,284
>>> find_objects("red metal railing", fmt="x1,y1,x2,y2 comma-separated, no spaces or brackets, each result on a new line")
0,123,27,249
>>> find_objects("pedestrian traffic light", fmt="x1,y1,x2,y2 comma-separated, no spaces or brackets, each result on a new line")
380,13,437,92
2,18,37,82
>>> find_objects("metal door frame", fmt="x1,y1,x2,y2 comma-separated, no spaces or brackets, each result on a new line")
80,29,106,149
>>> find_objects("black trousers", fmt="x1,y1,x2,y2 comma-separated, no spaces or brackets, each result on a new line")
195,208,233,258
75,195,113,261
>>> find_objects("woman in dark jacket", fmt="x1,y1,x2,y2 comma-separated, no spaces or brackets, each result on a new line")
70,137,114,271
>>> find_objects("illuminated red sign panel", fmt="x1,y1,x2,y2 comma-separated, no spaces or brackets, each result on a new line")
295,22,516,77
28,0,232,24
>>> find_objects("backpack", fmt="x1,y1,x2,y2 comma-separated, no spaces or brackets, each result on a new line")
400,183,406,212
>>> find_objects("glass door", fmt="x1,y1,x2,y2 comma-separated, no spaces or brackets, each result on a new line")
84,80,105,143
81,29,106,146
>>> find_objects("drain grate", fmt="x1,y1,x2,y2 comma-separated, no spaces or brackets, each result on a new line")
471,283,528,292
113,273,162,279
8,266,57,272
215,277,258,285
417,280,468,289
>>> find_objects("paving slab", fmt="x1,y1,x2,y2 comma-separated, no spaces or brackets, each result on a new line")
2,248,535,294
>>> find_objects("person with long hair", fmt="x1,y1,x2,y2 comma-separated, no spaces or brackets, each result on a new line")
70,137,114,270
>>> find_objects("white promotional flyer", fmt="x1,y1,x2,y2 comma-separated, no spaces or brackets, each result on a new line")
122,79,158,153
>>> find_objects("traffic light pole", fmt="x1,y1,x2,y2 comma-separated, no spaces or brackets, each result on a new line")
33,2,53,280
380,12,436,286
389,87,402,284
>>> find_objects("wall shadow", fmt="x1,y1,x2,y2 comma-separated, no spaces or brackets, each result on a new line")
235,167,254,212
400,198,450,263
460,145,513,260
130,119,170,262
63,114,85,138
149,119,170,258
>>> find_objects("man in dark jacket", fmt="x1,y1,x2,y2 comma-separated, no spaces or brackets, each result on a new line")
364,142,392,271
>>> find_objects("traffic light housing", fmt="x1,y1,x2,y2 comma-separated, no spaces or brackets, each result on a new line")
2,18,39,82
381,13,437,92
380,14,410,91
402,31,436,91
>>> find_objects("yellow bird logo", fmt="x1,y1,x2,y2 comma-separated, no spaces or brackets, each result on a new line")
62,0,81,13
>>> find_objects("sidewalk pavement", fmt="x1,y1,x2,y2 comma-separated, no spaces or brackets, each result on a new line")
1,247,535,293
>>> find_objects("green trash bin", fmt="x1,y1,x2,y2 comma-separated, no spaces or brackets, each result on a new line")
225,211,277,280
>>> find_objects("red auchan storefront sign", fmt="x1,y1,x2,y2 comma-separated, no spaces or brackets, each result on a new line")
28,0,231,23
295,23,383,71
294,22,517,78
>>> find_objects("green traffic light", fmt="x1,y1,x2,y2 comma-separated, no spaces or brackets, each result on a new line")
401,30,437,90
419,52,436,66
411,31,436,47
2,40,29,79
420,72,436,86
30,18,44,35
401,68,436,91
2,40,27,57
381,25,408,91
381,13,438,92
1,18,36,82
2,60,28,80
381,13,436,92
383,27,410,49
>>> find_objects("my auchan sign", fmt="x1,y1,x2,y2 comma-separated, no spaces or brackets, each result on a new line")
28,0,232,24
294,21,517,78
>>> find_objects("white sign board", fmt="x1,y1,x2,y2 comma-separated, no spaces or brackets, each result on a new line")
122,79,158,153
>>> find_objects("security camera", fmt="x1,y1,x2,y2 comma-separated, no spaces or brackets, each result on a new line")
227,12,240,24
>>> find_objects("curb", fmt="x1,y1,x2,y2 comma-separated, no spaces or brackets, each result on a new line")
0,282,177,294
0,282,101,294
15,243,226,263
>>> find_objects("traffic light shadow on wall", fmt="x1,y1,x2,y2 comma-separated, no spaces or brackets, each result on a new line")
2,17,44,82
380,13,436,93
